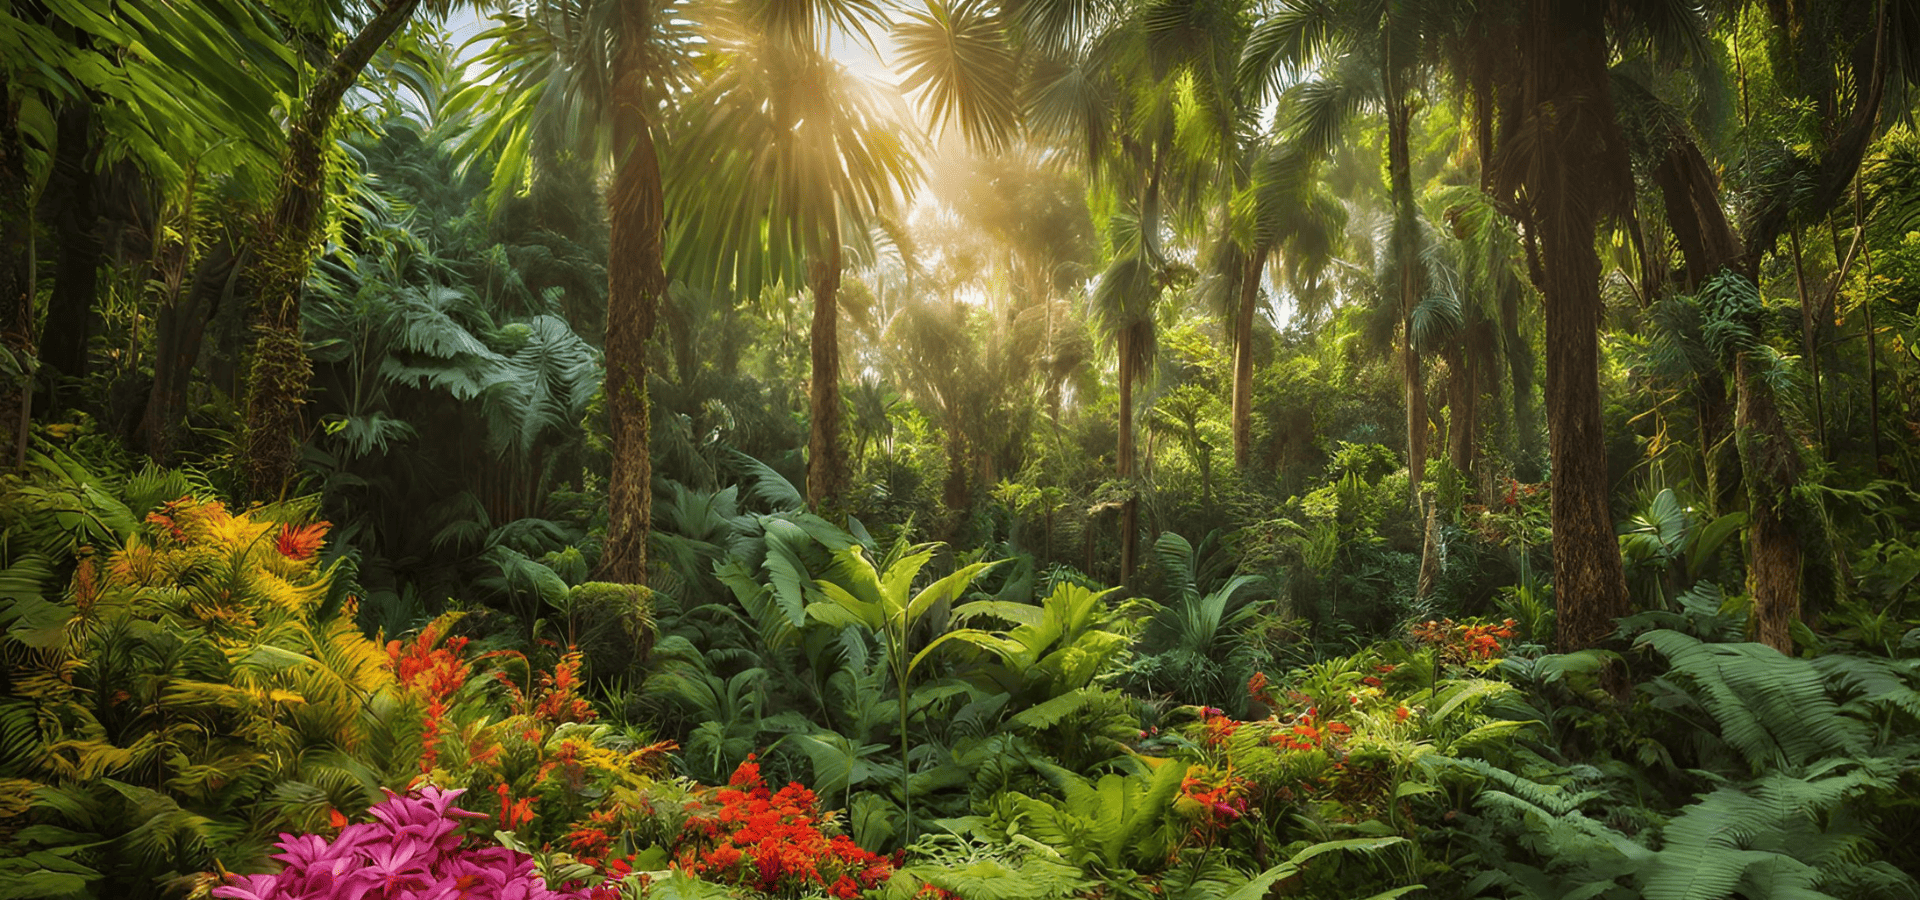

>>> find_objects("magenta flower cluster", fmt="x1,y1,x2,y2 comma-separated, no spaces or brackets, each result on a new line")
213,787,595,900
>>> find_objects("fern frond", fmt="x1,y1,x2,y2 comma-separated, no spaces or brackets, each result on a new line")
1637,630,1862,770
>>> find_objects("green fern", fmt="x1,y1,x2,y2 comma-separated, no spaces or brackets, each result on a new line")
1637,630,1863,771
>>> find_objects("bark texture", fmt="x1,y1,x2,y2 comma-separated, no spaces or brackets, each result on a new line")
597,6,669,586
1735,355,1804,651
1488,0,1635,652
241,0,422,500
0,74,35,472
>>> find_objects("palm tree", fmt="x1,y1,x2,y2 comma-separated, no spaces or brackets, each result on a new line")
899,0,1244,580
667,15,919,513
1240,0,1451,505
1209,140,1344,473
1447,0,1636,651
447,0,700,583
1605,0,1917,651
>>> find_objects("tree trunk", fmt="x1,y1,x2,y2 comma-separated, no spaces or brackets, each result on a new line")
806,235,847,510
1231,252,1260,471
1447,342,1475,478
240,0,422,500
1652,138,1743,292
1500,284,1540,474
1515,0,1634,652
1387,95,1425,504
1735,354,1803,653
943,430,970,517
1118,325,1138,582
0,74,35,472
143,242,238,463
1865,260,1883,470
598,23,668,586
1415,489,1441,600
39,102,100,392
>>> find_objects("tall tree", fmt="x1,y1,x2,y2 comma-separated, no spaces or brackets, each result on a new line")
0,73,30,471
450,0,700,583
1618,0,1915,651
669,11,919,513
602,0,675,583
1241,0,1449,503
241,0,428,499
900,0,1243,578
1458,0,1635,651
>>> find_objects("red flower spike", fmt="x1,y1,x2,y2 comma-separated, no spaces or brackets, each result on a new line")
275,521,330,561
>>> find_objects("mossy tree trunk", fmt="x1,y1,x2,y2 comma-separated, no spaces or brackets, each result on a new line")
240,0,422,500
598,8,668,586
0,73,34,472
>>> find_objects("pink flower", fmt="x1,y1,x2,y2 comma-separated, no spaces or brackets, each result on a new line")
211,789,593,900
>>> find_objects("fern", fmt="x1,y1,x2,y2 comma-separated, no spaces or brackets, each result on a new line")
1637,630,1862,771
1635,773,1874,900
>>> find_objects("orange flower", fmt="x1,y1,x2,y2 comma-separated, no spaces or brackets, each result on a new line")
275,521,330,561
495,783,537,830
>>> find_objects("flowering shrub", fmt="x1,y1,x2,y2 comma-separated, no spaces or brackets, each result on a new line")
676,757,893,898
211,786,616,900
494,649,597,726
1174,764,1249,843
118,497,337,627
382,620,674,858
1411,618,1518,667
389,620,473,773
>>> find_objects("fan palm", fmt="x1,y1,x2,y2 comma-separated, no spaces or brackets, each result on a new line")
666,10,920,511
1442,0,1652,651
899,0,1248,578
445,0,702,583
1209,139,1344,472
1239,0,1456,502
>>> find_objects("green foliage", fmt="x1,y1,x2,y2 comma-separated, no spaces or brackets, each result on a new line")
0,465,420,896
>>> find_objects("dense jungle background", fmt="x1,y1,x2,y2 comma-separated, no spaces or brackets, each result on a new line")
4,0,1920,898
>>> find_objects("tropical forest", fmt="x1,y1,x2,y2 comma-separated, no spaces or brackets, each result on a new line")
4,0,1920,897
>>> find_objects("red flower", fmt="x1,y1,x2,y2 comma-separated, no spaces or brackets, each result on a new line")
495,784,537,831
677,759,893,896
275,521,330,561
